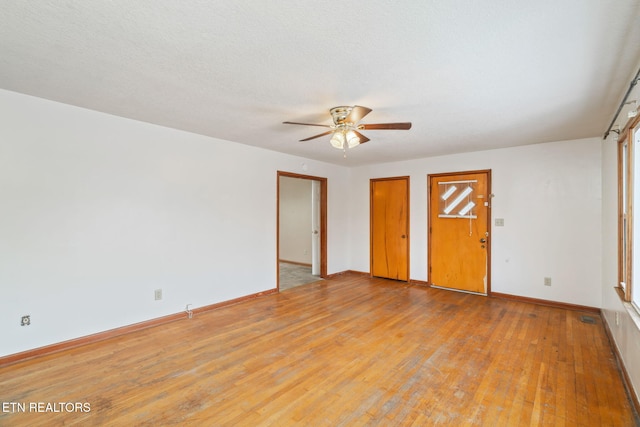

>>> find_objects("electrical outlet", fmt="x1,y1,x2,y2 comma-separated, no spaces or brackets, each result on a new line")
154,289,162,300
544,277,552,286
495,218,505,226
21,315,31,326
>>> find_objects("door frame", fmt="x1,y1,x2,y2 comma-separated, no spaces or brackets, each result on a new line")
370,176,410,281
277,171,327,290
427,169,492,294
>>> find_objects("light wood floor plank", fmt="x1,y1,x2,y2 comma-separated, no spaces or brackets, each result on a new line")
0,275,637,426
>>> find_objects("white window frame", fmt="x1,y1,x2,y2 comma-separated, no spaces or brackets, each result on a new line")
619,115,640,312
633,124,640,312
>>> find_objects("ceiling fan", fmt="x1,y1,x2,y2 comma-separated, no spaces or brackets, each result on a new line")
283,106,411,155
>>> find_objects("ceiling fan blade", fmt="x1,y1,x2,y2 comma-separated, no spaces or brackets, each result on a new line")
345,106,372,123
299,130,335,141
359,122,412,130
353,130,370,144
283,121,332,128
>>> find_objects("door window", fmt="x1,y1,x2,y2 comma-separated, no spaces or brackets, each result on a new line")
438,180,478,219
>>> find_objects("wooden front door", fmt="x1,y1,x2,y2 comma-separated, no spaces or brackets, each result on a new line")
371,177,409,281
429,171,491,294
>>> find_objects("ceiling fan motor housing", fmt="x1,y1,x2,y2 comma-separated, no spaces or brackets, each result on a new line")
330,106,353,125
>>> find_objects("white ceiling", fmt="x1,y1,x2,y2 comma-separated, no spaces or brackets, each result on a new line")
1,1,640,166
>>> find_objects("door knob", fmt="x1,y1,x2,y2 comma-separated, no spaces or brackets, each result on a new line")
401,235,406,239
479,238,486,243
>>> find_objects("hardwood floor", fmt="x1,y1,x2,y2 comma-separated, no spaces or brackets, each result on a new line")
1,274,637,426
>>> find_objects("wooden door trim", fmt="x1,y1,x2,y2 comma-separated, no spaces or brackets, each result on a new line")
370,176,410,281
277,171,328,289
427,169,492,294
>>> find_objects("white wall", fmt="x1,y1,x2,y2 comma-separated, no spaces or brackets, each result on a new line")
0,89,351,357
601,136,640,402
349,138,603,307
279,177,312,264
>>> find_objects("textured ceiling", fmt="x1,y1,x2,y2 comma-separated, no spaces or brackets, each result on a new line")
1,1,640,166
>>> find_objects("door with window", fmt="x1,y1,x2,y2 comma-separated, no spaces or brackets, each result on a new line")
370,177,409,281
429,171,491,294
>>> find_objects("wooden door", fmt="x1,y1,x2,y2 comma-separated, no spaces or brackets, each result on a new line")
429,171,491,294
371,177,409,281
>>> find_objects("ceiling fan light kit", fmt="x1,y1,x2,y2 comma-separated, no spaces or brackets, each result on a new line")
330,129,361,149
283,105,411,157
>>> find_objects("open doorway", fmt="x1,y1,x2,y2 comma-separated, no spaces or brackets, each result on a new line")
277,171,327,290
